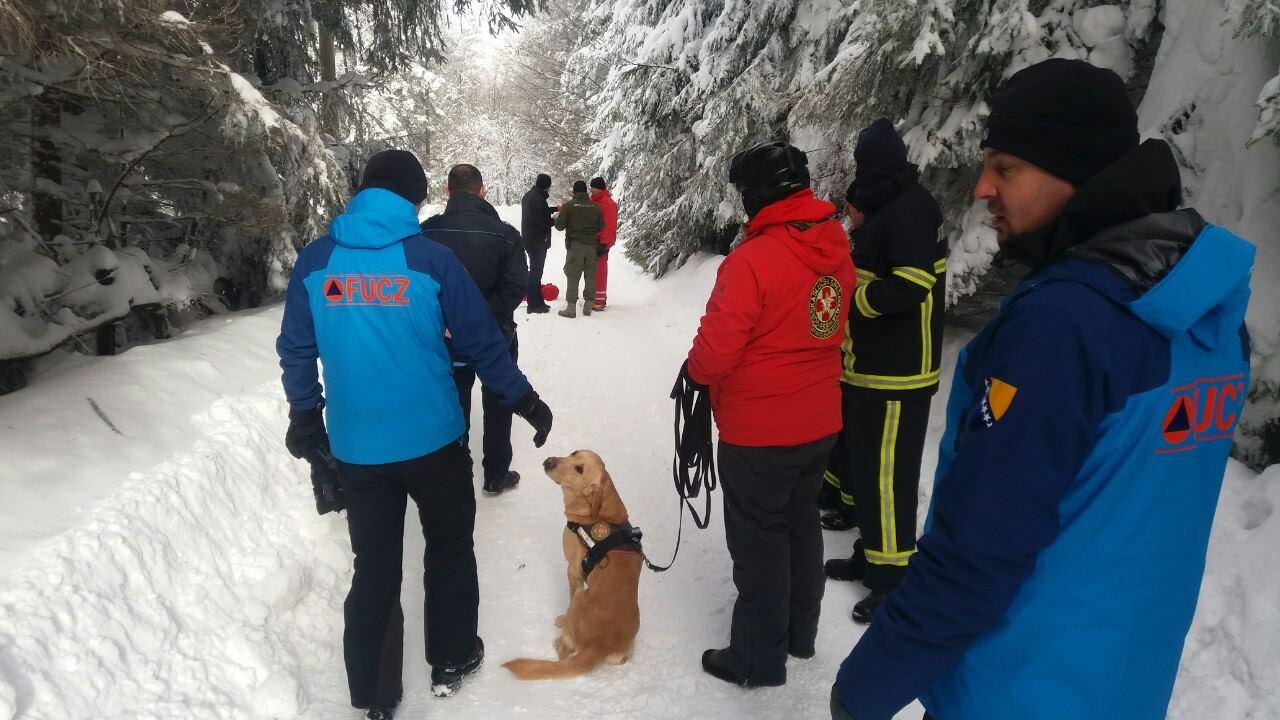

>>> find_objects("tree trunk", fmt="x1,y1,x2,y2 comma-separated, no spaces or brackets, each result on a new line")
32,90,62,240
319,24,339,139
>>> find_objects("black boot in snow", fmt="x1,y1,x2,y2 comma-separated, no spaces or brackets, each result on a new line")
824,541,867,582
431,637,485,698
483,471,520,495
852,588,892,624
701,648,785,688
366,708,395,720
820,508,857,531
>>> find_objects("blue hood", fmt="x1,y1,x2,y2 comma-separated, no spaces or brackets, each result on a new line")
1129,224,1254,347
329,188,423,249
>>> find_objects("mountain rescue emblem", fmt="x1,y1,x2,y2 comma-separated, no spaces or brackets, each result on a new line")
809,276,842,339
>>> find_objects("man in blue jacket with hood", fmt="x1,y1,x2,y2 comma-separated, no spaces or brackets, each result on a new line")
276,150,554,720
832,59,1254,720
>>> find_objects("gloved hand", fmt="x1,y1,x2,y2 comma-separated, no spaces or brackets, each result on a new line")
677,359,708,392
596,244,609,257
513,389,553,448
285,406,328,459
307,447,345,515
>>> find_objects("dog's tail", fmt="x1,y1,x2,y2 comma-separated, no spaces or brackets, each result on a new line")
502,648,608,680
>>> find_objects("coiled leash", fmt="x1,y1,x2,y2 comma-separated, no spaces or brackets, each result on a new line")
643,361,718,573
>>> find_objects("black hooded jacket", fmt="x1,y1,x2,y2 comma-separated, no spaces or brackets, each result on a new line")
844,121,947,397
421,191,528,334
520,186,554,251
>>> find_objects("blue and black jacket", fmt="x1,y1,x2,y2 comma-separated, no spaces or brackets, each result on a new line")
835,141,1255,720
276,188,532,465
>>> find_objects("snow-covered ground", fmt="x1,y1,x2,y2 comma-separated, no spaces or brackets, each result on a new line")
0,208,1276,719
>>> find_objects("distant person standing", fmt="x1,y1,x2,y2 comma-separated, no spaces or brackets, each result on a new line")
421,163,528,496
554,179,605,318
520,173,554,314
823,118,946,624
588,176,618,311
277,149,553,720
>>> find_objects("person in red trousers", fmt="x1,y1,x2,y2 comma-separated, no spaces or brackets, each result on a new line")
588,176,618,311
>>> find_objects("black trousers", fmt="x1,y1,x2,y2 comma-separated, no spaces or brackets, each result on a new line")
525,244,549,309
336,439,478,709
841,390,932,590
718,434,836,683
452,332,517,485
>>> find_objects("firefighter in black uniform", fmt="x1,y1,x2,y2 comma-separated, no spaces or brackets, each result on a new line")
824,118,946,624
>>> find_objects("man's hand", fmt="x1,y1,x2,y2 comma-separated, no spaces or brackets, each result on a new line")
285,406,328,459
513,390,553,447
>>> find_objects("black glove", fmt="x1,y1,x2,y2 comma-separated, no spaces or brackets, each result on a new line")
677,359,708,391
513,389,553,447
596,244,609,257
307,447,345,515
285,406,328,459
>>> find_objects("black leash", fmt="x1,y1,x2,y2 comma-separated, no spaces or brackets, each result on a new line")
643,363,718,573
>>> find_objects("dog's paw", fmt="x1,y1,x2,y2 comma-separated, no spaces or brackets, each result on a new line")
554,615,567,628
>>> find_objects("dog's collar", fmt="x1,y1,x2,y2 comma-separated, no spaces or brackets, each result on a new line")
566,520,643,582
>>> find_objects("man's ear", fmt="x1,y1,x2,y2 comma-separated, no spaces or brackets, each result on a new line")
445,187,452,198
479,185,487,199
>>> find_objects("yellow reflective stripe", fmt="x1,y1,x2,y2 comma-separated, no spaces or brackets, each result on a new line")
824,470,841,488
933,258,947,274
892,266,935,291
920,292,933,374
856,269,878,286
854,284,880,318
865,548,914,566
878,401,901,555
841,319,855,382
847,369,941,390
840,491,856,507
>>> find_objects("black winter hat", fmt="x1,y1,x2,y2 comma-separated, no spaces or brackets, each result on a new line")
536,173,552,189
981,59,1138,185
845,118,912,211
359,149,428,205
589,176,607,190
573,180,588,193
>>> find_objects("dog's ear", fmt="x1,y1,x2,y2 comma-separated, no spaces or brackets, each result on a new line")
594,470,627,523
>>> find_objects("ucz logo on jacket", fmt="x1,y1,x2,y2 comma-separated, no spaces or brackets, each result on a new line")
322,275,412,306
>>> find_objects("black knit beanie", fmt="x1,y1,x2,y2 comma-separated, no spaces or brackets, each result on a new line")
536,173,552,189
981,59,1138,185
359,150,428,204
573,180,588,193
589,176,607,190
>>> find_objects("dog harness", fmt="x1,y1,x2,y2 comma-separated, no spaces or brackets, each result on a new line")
566,520,644,582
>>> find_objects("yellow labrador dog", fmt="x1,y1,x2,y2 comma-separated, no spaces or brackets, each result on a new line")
503,450,642,679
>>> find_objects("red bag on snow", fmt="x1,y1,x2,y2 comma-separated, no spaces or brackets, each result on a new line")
541,283,559,301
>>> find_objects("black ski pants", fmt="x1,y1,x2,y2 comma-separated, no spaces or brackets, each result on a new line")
840,390,932,590
525,243,549,310
336,439,478,710
718,434,836,684
452,332,517,486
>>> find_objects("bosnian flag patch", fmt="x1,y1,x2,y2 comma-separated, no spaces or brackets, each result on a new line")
980,377,1017,427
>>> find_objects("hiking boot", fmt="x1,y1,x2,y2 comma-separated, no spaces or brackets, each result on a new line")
431,637,484,698
824,555,866,582
591,301,606,312
820,509,857,531
701,648,785,688
527,304,550,314
366,708,395,720
483,471,520,495
557,304,576,318
582,301,593,317
852,589,892,624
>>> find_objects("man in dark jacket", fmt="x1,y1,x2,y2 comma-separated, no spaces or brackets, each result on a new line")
690,140,855,688
832,59,1254,720
277,150,554,720
823,119,947,624
520,173,554,314
554,179,605,318
421,163,529,495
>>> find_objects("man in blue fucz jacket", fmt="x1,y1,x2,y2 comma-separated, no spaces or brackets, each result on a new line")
832,59,1255,720
276,150,553,720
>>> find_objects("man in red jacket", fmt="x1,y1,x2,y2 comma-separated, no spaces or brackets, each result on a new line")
588,176,618,311
687,140,855,688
